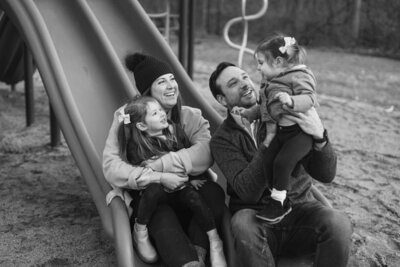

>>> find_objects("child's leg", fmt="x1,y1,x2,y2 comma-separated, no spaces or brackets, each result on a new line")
148,204,200,267
257,132,290,223
262,133,281,184
256,128,313,223
273,130,313,192
178,186,216,233
134,183,168,263
187,180,226,261
178,187,227,267
136,183,168,225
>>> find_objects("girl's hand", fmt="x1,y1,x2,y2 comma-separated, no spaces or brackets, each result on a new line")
190,179,207,190
160,172,189,191
283,107,324,139
232,105,260,123
275,92,293,107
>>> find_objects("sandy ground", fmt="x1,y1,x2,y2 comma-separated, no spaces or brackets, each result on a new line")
1,36,400,266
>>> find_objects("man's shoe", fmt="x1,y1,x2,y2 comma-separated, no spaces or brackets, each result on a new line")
256,198,292,223
133,225,158,263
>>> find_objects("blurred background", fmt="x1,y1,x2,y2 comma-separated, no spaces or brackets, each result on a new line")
141,0,400,58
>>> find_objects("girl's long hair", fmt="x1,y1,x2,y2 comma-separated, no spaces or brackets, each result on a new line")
118,96,176,165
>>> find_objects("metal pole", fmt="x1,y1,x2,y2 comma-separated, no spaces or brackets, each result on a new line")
178,0,189,72
24,44,34,126
165,0,171,43
187,0,195,78
49,103,61,147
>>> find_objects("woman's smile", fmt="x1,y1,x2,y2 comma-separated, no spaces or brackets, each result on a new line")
164,91,176,97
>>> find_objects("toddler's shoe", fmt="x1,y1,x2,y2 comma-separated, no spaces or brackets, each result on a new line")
256,198,292,223
133,225,158,263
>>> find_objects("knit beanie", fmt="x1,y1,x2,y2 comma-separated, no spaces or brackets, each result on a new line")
125,53,173,94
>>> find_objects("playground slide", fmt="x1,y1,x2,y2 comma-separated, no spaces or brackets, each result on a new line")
0,1,329,266
0,0,225,266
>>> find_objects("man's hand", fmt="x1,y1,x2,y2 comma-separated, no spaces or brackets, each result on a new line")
275,92,293,107
283,107,324,139
160,172,188,191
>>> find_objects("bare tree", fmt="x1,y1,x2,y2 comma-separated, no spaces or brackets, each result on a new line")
352,0,362,40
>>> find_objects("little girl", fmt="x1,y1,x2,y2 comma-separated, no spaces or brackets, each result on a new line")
246,35,321,223
118,96,227,267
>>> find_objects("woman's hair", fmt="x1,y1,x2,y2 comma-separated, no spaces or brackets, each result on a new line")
125,52,183,126
118,96,176,165
255,34,306,66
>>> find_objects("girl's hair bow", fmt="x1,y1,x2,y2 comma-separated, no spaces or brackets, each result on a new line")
118,110,131,124
279,37,296,54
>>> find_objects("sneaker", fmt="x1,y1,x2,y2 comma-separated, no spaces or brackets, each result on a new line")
209,238,227,267
256,198,292,223
133,225,158,263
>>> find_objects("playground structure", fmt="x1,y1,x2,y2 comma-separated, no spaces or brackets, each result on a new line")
0,0,331,266
146,0,178,45
0,1,225,266
223,0,268,67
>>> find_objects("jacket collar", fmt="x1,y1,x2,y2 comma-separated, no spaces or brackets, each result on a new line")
224,110,261,147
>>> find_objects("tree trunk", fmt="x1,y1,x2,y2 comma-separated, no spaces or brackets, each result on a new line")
352,0,362,40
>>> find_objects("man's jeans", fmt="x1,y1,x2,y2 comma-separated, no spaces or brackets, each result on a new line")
231,201,353,267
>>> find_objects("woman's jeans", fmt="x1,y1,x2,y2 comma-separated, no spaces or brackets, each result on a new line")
130,181,226,267
231,201,353,267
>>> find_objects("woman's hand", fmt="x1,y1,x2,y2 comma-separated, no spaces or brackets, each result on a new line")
143,158,163,172
283,107,324,139
135,168,161,189
160,172,189,191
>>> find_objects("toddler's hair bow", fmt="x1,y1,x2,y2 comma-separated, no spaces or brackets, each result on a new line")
118,110,131,124
279,37,296,54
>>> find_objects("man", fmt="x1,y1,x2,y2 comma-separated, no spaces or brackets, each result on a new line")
209,62,352,266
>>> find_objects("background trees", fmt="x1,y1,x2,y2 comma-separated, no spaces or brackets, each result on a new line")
140,0,400,58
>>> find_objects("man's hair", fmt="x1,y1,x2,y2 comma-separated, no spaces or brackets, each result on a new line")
209,62,236,99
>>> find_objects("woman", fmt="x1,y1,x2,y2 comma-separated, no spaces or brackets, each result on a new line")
103,53,226,267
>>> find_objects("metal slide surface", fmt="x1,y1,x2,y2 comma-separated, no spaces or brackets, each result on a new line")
0,0,222,266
